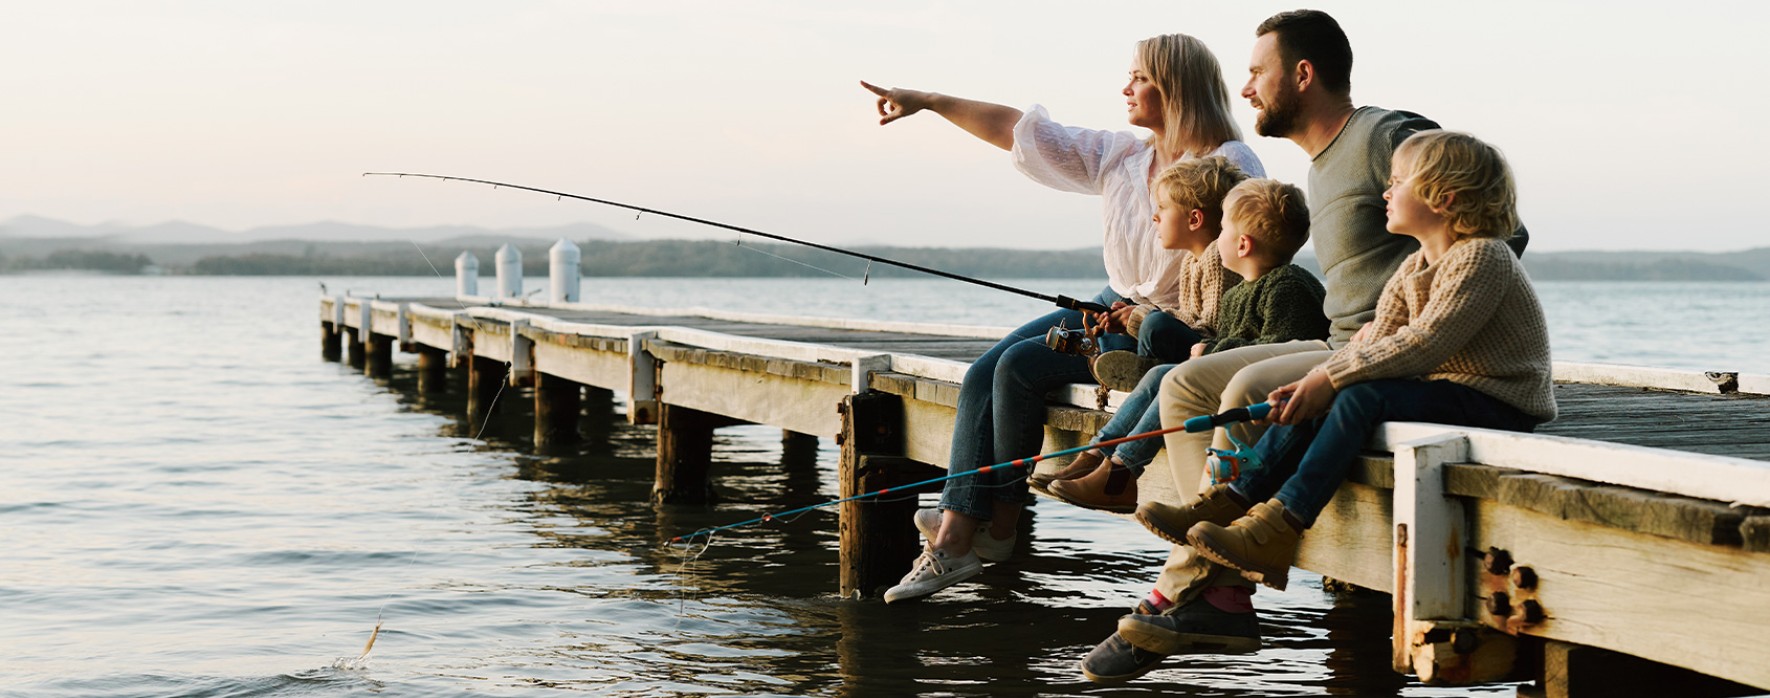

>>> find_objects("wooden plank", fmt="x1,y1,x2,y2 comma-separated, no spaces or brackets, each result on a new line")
531,340,629,392
1494,472,1745,547
657,359,845,438
1468,500,1770,690
1376,423,1770,508
1294,481,1394,592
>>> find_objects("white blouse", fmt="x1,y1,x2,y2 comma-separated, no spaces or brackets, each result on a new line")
1011,105,1265,307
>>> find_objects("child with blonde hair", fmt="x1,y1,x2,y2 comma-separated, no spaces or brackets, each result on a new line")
1142,131,1554,591
1045,177,1329,512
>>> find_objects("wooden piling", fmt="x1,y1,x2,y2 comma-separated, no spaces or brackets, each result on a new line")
782,430,819,465
365,332,393,378
345,327,365,368
838,392,937,598
466,354,504,425
653,403,720,503
416,346,448,395
1520,641,1758,698
534,372,582,451
321,321,343,361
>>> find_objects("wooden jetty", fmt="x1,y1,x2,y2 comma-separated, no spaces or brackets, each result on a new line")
320,247,1770,697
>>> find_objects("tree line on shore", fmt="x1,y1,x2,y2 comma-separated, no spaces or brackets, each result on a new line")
3,237,1769,281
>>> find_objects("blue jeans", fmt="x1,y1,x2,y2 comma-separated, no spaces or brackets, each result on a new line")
1137,310,1201,365
1090,363,1177,474
939,285,1135,520
1231,379,1540,527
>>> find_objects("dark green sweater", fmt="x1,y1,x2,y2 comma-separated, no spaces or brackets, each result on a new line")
1203,263,1330,354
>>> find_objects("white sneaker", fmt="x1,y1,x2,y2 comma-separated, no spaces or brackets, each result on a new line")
912,508,1015,562
883,548,983,603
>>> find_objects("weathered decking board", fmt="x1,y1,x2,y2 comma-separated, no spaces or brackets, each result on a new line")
321,291,1770,695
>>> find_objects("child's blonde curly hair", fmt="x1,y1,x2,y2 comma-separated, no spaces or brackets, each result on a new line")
1152,155,1250,230
1396,130,1519,239
1225,178,1311,260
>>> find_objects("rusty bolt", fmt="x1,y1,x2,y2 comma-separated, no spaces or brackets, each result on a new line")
834,433,846,446
836,402,848,415
1484,547,1513,575
1486,591,1512,617
1520,600,1545,624
1511,566,1538,590
1452,628,1478,654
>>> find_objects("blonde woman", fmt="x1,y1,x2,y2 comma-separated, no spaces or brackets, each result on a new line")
860,33,1265,604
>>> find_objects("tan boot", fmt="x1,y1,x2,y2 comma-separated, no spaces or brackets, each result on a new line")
1187,499,1303,591
1133,484,1250,546
1048,455,1138,513
1029,448,1103,494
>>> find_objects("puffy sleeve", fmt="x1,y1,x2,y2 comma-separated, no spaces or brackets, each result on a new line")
1208,140,1267,178
1011,105,1139,195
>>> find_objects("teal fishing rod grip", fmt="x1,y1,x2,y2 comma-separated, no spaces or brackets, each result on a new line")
1183,401,1275,433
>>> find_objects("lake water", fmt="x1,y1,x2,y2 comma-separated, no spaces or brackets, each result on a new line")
3,275,1767,697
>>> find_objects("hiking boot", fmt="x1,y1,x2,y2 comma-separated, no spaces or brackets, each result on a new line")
1133,484,1250,546
1078,632,1167,683
883,548,983,603
1028,448,1103,494
911,508,1013,563
1048,455,1138,513
1091,351,1161,393
1116,596,1263,655
1188,499,1303,591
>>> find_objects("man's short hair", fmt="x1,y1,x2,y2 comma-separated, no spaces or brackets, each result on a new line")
1397,130,1520,240
1153,156,1250,230
1226,179,1311,261
1255,10,1353,95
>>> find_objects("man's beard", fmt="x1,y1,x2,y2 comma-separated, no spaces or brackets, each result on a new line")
1254,89,1300,138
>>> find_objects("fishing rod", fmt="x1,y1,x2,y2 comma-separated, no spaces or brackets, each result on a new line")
669,402,1276,544
362,172,1112,314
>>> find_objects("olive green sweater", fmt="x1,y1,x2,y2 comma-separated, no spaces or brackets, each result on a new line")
1317,238,1556,421
1201,263,1330,354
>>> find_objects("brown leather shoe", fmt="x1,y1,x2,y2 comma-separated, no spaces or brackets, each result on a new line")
1029,448,1104,494
1048,456,1139,513
1188,498,1303,591
1133,484,1250,546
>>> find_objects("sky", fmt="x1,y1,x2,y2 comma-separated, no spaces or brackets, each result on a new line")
0,1,1763,252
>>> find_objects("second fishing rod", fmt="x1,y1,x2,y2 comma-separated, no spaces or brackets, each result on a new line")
363,172,1113,314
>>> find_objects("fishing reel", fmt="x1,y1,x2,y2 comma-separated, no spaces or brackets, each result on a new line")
1044,324,1099,356
1205,432,1261,485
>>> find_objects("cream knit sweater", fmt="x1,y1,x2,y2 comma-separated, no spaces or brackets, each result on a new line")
1317,237,1557,422
1126,244,1242,338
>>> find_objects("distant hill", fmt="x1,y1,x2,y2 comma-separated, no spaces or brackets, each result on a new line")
3,213,1769,281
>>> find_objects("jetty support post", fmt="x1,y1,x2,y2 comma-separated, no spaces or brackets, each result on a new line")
549,238,580,304
508,320,535,388
416,346,448,395
495,244,522,300
652,403,725,504
360,301,392,378
534,372,583,451
1391,433,1518,685
837,391,937,598
1519,641,1760,698
465,321,505,426
344,299,366,369
455,251,479,298
321,294,344,361
627,331,660,425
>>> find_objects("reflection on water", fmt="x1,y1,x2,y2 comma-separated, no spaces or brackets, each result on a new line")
22,276,1726,695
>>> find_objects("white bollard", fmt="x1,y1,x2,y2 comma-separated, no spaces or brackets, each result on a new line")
455,252,479,298
549,239,581,304
495,244,522,300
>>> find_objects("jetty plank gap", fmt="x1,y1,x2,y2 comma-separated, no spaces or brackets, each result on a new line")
319,252,1770,697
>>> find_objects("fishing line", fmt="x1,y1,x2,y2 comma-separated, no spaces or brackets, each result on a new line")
667,401,1276,545
729,233,859,281
363,172,1111,314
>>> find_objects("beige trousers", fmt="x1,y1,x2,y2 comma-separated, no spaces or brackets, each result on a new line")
1150,340,1333,603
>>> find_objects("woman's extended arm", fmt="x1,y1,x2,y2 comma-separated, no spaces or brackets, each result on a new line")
861,81,1021,151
